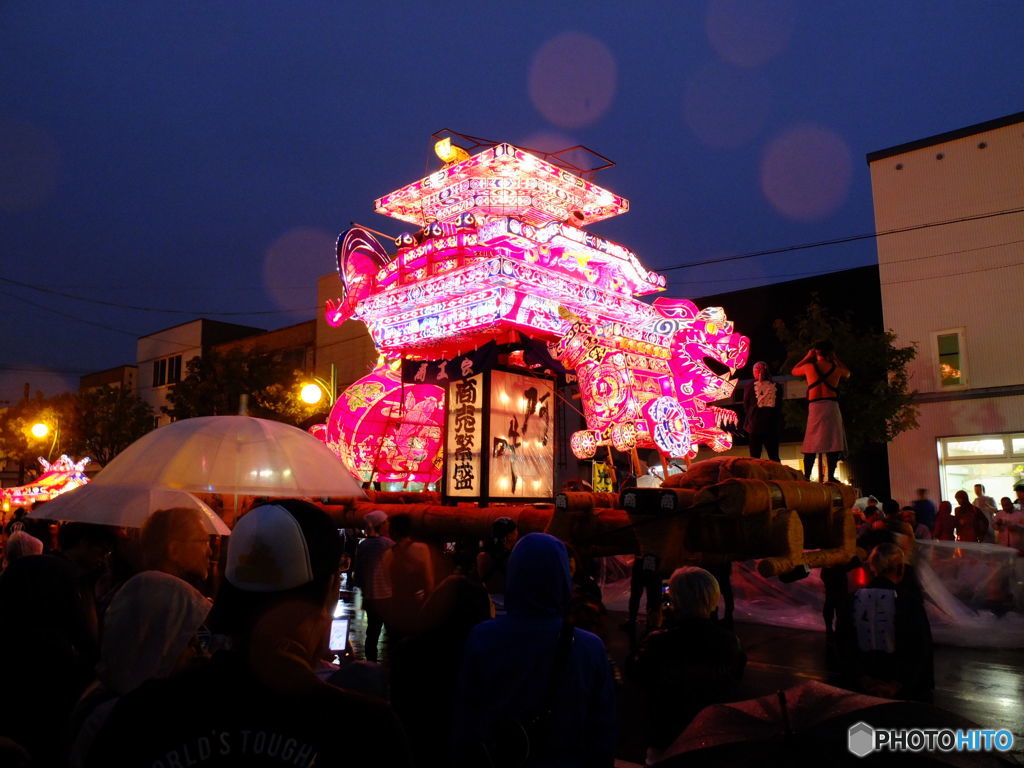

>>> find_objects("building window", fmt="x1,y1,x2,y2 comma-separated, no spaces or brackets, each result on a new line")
937,433,1024,502
152,355,182,387
933,328,966,388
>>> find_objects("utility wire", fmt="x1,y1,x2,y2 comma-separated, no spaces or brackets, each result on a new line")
0,290,262,357
0,275,316,316
0,365,90,375
2,206,1022,316
673,238,1024,289
881,259,1023,286
660,206,1024,272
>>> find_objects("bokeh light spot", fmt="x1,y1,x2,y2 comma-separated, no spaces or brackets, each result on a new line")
529,32,617,129
760,124,852,222
683,62,771,149
0,119,60,213
707,0,797,68
263,227,337,316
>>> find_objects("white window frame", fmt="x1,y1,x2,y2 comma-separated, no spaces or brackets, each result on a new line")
151,354,183,388
931,327,968,390
936,432,1024,502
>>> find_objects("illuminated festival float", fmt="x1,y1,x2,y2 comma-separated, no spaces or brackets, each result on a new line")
315,133,859,577
318,134,749,502
0,455,90,511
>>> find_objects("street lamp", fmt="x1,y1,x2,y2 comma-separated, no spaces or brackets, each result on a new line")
30,419,60,460
300,364,338,408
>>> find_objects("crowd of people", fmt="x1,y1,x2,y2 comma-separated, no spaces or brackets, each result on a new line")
0,501,624,767
857,483,1024,551
1,472,1021,767
825,481,1024,703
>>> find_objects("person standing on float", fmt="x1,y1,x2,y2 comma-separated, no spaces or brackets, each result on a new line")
743,361,783,462
792,340,850,482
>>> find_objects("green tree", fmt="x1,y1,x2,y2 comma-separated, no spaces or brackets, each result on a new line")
74,385,154,466
164,348,327,426
775,298,918,491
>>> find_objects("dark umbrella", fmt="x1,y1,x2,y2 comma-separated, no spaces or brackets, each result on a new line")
657,680,1012,767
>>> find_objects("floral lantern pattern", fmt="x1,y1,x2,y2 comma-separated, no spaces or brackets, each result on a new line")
322,362,444,485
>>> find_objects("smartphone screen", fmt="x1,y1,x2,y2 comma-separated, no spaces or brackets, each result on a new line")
329,618,349,653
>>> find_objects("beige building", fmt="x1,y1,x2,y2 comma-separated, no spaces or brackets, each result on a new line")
79,364,137,394
867,111,1024,504
110,279,373,429
136,319,264,426
212,320,316,373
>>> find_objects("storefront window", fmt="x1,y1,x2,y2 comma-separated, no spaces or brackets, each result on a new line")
938,433,1024,501
945,438,1006,458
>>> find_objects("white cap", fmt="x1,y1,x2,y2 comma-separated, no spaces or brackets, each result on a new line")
225,504,313,592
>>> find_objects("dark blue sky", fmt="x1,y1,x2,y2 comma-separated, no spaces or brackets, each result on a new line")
2,1,1022,403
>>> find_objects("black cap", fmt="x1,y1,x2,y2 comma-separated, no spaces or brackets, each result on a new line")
491,516,517,538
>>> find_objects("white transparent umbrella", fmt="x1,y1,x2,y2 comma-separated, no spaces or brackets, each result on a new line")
27,483,231,535
91,416,365,498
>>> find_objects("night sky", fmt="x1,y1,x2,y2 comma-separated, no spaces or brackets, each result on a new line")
2,1,1022,404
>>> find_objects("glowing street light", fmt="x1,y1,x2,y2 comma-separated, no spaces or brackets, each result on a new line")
29,418,60,460
299,364,338,408
300,383,324,405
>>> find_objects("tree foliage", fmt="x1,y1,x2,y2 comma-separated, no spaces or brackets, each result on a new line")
775,298,918,450
75,385,154,466
163,348,327,426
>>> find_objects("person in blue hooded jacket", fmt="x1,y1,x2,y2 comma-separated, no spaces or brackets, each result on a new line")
453,533,616,767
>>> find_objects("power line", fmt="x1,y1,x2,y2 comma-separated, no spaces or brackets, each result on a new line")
0,366,89,375
0,289,148,338
881,259,1023,287
673,238,1024,289
659,206,1024,272
881,238,1024,266
3,206,1023,319
0,275,318,316
0,290,256,357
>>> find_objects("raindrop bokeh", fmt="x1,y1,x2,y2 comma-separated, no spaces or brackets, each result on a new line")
528,32,617,129
706,0,798,68
263,227,337,316
760,124,852,222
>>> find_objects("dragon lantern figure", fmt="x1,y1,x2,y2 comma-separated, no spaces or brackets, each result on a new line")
319,138,749,484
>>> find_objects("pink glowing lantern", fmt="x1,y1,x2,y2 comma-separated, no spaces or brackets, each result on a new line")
320,361,444,485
